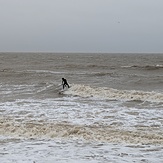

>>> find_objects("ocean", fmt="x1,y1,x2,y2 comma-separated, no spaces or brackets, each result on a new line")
0,53,163,163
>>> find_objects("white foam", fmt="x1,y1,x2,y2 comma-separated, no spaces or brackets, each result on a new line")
156,64,163,68
64,84,163,102
1,138,163,163
1,117,163,145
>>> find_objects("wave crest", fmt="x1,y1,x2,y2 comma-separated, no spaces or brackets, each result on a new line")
121,64,163,70
64,84,163,102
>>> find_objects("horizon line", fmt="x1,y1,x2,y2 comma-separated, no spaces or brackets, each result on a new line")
0,51,163,54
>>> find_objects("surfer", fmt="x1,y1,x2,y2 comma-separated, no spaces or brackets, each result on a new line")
62,78,70,89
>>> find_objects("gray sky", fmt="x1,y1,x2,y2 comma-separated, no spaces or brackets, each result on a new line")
0,0,163,53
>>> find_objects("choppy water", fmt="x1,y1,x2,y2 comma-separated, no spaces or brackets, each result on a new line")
0,53,163,162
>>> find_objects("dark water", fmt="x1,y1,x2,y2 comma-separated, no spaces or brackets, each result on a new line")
1,53,163,90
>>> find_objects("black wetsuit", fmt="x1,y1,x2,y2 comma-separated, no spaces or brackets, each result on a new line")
62,78,70,89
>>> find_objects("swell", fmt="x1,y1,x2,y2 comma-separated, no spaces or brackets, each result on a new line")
0,117,163,145
88,72,115,77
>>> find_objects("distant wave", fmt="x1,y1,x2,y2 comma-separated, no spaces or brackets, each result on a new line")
64,84,163,102
87,64,111,69
121,65,163,70
88,72,115,77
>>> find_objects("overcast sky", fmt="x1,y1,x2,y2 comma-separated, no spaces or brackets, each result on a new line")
0,0,163,53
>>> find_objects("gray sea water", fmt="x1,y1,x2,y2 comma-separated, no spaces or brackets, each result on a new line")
0,53,163,163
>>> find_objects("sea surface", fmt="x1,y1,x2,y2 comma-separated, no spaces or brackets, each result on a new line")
0,53,163,163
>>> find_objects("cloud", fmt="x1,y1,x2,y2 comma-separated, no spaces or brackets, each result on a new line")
0,0,163,52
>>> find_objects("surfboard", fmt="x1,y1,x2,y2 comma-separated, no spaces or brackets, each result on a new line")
59,89,65,94
58,86,70,94
58,87,68,94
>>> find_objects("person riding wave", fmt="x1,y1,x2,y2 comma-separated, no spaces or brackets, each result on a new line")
62,78,70,89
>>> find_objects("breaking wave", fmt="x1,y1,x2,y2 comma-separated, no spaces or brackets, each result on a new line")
64,84,163,102
1,117,163,145
121,64,163,70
